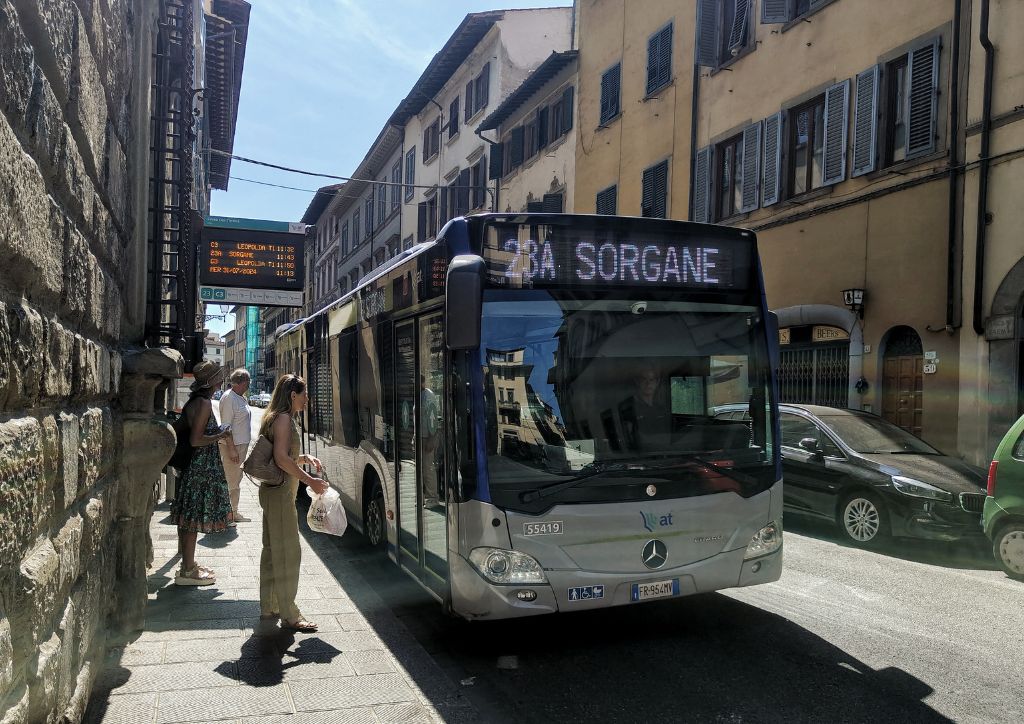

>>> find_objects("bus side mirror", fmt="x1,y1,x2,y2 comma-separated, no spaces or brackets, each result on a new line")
446,255,485,350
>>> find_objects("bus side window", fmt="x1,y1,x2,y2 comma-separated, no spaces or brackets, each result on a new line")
338,329,360,446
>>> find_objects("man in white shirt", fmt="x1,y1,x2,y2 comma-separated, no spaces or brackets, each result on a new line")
218,368,253,523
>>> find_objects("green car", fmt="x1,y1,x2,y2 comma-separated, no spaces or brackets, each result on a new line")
984,413,1024,580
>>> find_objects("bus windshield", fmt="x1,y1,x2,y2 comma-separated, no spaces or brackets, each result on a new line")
478,290,775,511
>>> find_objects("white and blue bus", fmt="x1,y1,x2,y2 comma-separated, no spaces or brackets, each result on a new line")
281,213,782,619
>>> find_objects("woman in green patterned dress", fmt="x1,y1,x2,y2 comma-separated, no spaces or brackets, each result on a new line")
172,361,234,586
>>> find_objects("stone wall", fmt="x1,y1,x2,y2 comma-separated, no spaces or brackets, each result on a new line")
0,1,180,721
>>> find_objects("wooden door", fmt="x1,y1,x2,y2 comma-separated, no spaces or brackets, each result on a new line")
883,356,923,436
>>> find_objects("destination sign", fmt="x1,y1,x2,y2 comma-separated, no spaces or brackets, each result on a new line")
483,224,752,290
199,226,304,292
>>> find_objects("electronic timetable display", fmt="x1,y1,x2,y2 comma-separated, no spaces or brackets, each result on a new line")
199,225,304,291
482,222,754,290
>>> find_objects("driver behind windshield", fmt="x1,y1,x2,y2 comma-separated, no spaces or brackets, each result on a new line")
618,361,672,452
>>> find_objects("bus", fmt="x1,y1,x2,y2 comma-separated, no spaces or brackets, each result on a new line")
279,213,782,619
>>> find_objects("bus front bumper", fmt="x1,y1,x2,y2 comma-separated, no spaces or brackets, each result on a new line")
448,546,782,621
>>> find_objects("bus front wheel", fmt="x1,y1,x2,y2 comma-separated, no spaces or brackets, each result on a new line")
365,482,386,551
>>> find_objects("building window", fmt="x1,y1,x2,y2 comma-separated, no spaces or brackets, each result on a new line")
695,0,753,69
403,235,414,251
470,156,488,209
524,116,538,160
391,160,402,211
341,221,349,256
716,135,743,220
503,126,525,176
761,0,833,25
365,196,374,236
378,181,387,224
641,159,669,218
427,194,438,238
549,86,574,142
645,23,673,96
404,148,415,200
448,97,460,139
788,96,825,197
600,64,621,125
423,119,440,162
352,210,360,245
596,185,617,215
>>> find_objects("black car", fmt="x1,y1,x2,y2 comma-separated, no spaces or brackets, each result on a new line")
715,404,986,546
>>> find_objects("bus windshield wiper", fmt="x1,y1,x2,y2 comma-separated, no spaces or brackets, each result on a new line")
518,462,634,503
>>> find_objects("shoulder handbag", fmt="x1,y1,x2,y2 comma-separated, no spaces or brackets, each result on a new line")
242,434,286,487
168,408,194,472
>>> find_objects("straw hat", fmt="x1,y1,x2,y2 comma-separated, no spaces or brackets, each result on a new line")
189,360,225,391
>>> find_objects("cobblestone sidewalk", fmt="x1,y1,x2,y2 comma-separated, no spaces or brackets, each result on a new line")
84,482,478,723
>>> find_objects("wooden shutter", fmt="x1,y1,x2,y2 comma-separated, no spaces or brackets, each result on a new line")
562,86,574,132
422,129,429,162
416,202,427,242
692,146,712,222
465,81,474,122
739,122,761,212
647,25,672,94
696,0,719,68
510,127,525,168
727,0,750,50
761,0,790,23
543,193,564,213
478,62,490,109
457,169,471,216
488,142,503,179
851,65,880,177
761,111,783,206
642,160,668,218
822,79,850,186
449,98,459,137
906,39,939,159
526,201,544,212
600,64,620,124
596,185,617,215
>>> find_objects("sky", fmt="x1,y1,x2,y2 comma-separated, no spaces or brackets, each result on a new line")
204,0,564,337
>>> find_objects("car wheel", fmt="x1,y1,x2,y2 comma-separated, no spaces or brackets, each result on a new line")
992,523,1024,581
364,483,387,551
839,492,889,546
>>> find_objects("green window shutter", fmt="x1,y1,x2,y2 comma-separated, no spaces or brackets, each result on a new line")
526,201,544,212
537,106,549,149
600,64,621,124
542,192,564,213
488,142,503,179
739,122,761,212
657,25,672,89
761,112,783,206
596,185,617,215
510,127,525,168
695,0,719,68
562,86,574,133
642,160,668,218
906,39,939,159
727,0,751,50
822,79,850,186
465,81,474,122
416,202,427,242
761,0,791,23
851,65,880,177
692,146,713,222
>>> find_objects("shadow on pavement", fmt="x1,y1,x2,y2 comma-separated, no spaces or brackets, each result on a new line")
784,514,999,571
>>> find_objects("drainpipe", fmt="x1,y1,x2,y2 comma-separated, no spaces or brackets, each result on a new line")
944,0,963,330
475,127,500,212
688,63,701,220
972,0,995,335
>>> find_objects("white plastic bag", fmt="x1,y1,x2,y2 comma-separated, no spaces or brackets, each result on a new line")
306,486,348,537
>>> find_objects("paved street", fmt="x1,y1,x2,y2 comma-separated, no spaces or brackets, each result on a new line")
346,519,1022,724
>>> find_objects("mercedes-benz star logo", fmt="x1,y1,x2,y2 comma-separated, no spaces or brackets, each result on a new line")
642,539,667,569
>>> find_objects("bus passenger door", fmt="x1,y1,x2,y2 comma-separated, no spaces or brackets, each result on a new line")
394,316,449,595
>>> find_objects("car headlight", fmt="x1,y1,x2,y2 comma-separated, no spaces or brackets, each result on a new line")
744,520,782,560
468,547,547,585
890,476,953,502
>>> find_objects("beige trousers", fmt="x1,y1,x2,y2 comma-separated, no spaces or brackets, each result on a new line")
219,442,248,514
258,477,302,620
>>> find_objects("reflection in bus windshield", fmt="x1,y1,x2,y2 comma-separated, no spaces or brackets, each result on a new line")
479,294,773,498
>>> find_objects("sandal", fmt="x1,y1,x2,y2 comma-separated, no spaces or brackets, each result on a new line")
174,565,216,586
281,617,317,633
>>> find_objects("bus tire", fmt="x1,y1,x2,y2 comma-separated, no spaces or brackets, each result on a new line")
364,480,386,551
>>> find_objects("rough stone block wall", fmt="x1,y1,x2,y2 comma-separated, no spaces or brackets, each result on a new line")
0,1,178,721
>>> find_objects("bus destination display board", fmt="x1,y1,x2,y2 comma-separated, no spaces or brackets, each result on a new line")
200,217,305,293
483,223,753,291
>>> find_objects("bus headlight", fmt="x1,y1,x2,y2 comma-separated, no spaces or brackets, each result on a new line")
744,520,782,560
468,547,547,585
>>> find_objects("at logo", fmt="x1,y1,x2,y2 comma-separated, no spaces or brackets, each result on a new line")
641,511,674,532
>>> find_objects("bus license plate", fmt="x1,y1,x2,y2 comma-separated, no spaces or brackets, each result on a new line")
631,579,680,602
